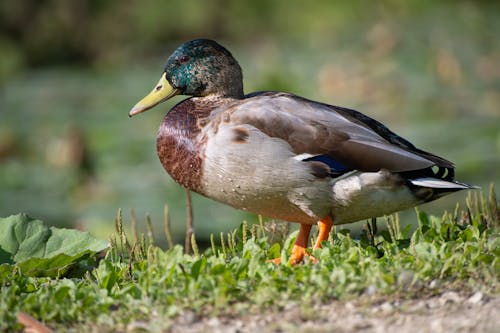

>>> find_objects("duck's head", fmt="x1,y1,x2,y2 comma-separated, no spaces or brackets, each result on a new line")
129,39,243,117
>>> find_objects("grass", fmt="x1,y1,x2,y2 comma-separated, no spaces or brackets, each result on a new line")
1,187,499,332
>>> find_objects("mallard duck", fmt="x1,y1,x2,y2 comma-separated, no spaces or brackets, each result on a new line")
129,39,473,264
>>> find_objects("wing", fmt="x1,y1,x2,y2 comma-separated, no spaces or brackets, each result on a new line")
225,92,454,173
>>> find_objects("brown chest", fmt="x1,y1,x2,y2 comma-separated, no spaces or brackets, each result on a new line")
155,98,222,193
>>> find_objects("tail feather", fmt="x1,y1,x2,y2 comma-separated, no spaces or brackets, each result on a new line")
409,178,476,190
408,177,477,202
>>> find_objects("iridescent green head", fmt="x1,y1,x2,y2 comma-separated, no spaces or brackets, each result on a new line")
165,39,243,97
130,39,243,117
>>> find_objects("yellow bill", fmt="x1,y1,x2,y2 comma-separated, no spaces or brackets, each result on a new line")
129,73,179,117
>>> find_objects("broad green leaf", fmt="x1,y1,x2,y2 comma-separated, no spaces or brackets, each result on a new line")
0,214,109,277
267,242,281,260
191,257,206,280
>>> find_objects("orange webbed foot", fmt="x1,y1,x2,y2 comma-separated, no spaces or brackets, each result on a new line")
268,257,282,265
268,216,333,265
268,245,317,265
289,244,318,265
269,223,315,265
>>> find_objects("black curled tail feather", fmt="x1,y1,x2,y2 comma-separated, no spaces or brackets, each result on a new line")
399,165,455,182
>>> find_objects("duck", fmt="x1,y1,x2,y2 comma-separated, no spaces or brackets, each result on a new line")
129,39,474,264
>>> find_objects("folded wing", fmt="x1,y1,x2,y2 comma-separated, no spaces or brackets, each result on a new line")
229,92,453,175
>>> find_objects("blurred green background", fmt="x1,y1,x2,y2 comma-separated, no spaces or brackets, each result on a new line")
1,0,499,244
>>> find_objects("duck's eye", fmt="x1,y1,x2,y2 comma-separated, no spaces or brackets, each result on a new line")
179,55,190,63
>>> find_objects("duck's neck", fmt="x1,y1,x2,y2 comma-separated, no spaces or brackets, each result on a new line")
156,96,229,193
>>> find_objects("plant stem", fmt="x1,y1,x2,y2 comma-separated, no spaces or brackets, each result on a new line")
185,189,194,254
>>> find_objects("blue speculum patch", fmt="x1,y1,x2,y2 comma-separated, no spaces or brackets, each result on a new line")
303,155,352,177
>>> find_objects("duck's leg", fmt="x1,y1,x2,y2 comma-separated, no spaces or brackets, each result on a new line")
313,215,334,249
270,216,333,265
289,223,313,265
289,216,333,264
270,223,312,265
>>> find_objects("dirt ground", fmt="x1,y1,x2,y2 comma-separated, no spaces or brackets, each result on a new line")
166,292,499,333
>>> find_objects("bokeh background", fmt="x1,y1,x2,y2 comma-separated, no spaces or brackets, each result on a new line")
1,0,499,245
